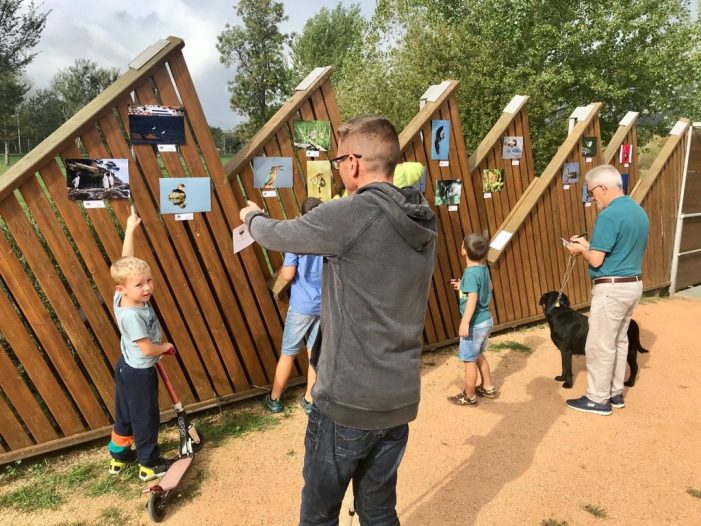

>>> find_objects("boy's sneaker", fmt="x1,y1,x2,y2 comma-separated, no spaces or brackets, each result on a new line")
447,391,478,407
609,394,625,408
108,449,137,475
566,395,612,416
264,394,283,413
139,458,175,482
475,385,497,399
299,397,313,416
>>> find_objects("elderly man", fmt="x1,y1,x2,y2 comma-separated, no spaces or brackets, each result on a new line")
565,164,649,415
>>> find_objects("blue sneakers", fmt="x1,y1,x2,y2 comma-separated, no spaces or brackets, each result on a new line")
299,397,313,416
566,395,612,415
609,394,625,408
264,394,283,413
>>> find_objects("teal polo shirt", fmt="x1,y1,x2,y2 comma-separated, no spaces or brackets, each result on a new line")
589,196,649,279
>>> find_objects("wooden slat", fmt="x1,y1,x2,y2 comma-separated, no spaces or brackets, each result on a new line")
0,395,33,450
0,346,58,443
0,197,117,413
0,288,85,435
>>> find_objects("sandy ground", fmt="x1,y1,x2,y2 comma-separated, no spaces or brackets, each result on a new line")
1,296,700,525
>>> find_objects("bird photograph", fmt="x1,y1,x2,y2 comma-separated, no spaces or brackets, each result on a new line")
168,183,187,208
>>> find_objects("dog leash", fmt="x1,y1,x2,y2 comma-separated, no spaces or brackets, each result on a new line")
555,255,576,307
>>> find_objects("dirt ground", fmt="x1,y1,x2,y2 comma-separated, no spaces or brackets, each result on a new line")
1,295,700,525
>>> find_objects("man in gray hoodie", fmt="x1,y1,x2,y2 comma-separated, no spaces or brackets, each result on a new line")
240,116,437,525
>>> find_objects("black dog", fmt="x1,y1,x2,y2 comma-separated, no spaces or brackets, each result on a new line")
539,291,649,389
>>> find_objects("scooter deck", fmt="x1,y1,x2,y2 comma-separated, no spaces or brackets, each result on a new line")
144,457,192,494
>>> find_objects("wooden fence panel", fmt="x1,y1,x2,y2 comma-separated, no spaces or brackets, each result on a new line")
0,32,690,463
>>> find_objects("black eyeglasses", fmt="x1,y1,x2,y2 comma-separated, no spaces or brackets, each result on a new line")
586,184,604,198
329,153,362,170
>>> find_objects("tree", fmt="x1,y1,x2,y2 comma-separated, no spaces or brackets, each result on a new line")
18,87,63,150
290,3,367,84
0,0,50,74
345,0,701,171
50,58,120,121
0,72,29,164
217,0,292,139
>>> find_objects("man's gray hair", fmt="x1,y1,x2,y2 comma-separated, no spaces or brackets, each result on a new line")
585,164,623,188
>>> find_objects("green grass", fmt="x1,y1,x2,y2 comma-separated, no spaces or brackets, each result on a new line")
194,408,281,446
99,506,130,525
687,487,701,499
582,503,607,518
0,479,64,511
542,519,568,526
489,340,533,354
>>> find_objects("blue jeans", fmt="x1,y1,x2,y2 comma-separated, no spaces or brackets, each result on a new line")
458,318,493,362
299,405,409,526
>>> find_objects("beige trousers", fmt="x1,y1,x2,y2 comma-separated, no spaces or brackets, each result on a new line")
585,281,643,404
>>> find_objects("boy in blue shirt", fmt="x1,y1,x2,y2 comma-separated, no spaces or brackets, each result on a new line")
448,234,497,406
265,197,323,415
107,208,176,481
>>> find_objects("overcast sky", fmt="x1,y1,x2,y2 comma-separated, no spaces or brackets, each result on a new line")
24,0,376,129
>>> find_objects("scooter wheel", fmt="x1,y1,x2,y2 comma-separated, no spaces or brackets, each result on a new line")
147,492,166,522
191,429,205,453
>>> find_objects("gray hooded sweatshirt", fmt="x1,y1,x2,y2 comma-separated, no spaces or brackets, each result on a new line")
246,182,437,430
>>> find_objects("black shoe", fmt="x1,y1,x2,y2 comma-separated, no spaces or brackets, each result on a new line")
566,395,612,416
264,394,283,413
609,394,625,408
108,449,137,475
139,457,175,482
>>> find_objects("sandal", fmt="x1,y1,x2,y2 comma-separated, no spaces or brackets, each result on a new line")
447,391,477,406
475,385,497,399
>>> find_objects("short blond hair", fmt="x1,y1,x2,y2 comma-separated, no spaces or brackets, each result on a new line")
110,256,150,285
337,116,400,176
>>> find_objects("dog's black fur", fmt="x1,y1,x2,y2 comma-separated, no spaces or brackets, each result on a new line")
539,291,649,389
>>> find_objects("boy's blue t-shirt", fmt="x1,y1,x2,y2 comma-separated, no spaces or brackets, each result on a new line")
283,253,322,316
589,196,649,279
113,291,161,369
459,264,492,326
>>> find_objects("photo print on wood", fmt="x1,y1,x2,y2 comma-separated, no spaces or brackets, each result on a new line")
582,182,594,204
502,136,524,160
581,136,597,157
128,105,185,145
253,157,293,189
159,177,211,214
482,168,505,193
66,158,130,201
293,121,331,151
621,173,629,194
620,144,633,164
306,160,333,202
431,120,450,160
562,163,580,184
435,180,462,206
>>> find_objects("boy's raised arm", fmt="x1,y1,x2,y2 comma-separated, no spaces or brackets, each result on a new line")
122,206,142,257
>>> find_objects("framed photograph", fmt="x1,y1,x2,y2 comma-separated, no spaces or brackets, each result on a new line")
620,144,633,164
482,168,505,193
621,173,629,195
431,120,450,160
502,136,523,160
159,177,211,214
435,180,462,206
581,183,594,204
253,157,293,189
562,163,580,184
128,105,185,145
66,158,130,201
294,121,331,151
306,161,333,202
581,136,597,157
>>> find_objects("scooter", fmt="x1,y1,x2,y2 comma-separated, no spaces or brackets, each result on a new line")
144,358,204,522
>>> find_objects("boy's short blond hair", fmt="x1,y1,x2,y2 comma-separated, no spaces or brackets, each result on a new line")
110,256,151,285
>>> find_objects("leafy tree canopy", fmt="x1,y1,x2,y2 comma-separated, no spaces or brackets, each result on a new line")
217,0,292,138
50,58,120,121
0,0,49,75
